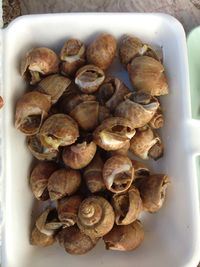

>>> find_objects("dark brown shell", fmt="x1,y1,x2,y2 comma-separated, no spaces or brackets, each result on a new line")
59,89,95,114
15,91,51,135
98,105,111,124
86,33,117,70
103,220,144,251
57,225,98,254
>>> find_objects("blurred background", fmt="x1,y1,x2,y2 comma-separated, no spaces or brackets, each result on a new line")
2,0,200,33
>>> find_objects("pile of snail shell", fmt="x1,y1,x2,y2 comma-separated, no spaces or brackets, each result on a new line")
15,33,170,255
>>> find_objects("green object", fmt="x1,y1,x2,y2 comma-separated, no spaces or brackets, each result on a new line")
187,26,200,119
187,26,200,197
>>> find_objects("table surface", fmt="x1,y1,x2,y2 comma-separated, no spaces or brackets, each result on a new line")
19,0,200,33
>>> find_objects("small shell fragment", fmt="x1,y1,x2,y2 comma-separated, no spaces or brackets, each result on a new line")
37,74,71,104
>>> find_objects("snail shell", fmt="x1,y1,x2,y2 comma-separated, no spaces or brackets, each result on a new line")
39,114,79,150
130,126,163,160
31,226,55,247
98,105,111,124
48,168,81,200
77,196,115,238
112,186,142,225
83,152,106,193
86,33,117,70
97,77,130,112
128,56,168,96
93,117,136,151
57,195,82,227
131,160,150,179
108,140,130,157
115,92,159,129
30,161,58,201
62,141,97,169
119,34,160,67
149,108,164,129
103,220,144,251
27,135,59,161
60,39,86,77
75,64,105,93
57,225,99,255
70,100,99,131
37,74,71,104
36,208,63,234
31,208,62,247
137,174,170,213
21,47,59,84
103,155,134,193
15,91,51,136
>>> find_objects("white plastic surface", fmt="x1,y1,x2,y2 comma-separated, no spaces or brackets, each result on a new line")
1,13,200,267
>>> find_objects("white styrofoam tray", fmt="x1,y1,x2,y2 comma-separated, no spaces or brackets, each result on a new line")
1,13,200,267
